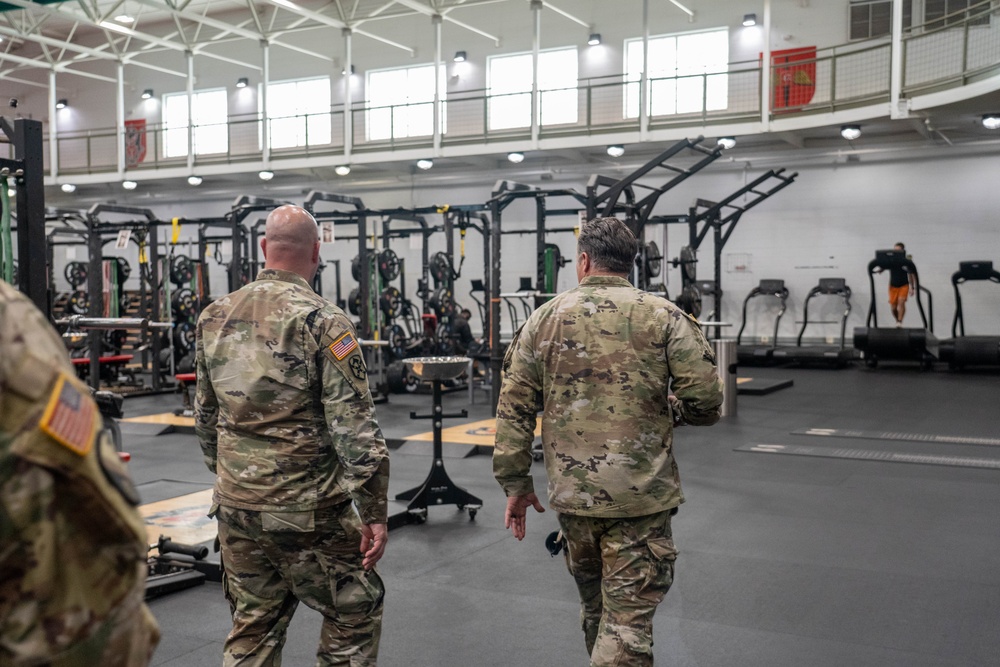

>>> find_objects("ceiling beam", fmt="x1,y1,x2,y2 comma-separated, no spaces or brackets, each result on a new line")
0,50,117,83
261,0,415,54
394,0,501,45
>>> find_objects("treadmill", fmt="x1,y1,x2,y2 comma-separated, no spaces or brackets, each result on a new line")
853,249,937,369
736,279,789,366
772,278,857,367
938,260,1000,370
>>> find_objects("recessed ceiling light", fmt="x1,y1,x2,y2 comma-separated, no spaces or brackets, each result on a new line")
588,33,602,46
335,165,351,176
122,180,138,190
141,88,153,99
236,77,248,89
982,114,1000,130
507,152,525,164
61,183,77,193
258,170,275,181
416,159,434,170
606,145,625,157
453,51,467,63
55,99,67,110
743,13,757,27
114,14,135,24
187,175,203,186
717,136,736,150
840,124,862,141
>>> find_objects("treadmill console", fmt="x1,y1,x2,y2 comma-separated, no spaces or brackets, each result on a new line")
758,279,785,294
875,249,907,268
818,278,847,293
958,261,995,280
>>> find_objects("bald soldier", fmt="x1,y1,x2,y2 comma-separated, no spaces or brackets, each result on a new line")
0,279,159,666
494,217,724,666
195,206,390,666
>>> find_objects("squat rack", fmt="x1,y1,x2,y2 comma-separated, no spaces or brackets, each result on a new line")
0,117,46,312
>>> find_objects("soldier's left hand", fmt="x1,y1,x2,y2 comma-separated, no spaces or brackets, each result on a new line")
505,493,545,541
360,523,388,570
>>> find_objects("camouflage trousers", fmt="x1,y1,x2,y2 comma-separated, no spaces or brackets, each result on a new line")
216,502,385,667
558,509,678,667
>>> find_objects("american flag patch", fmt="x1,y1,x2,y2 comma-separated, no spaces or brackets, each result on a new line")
329,331,359,360
40,375,96,456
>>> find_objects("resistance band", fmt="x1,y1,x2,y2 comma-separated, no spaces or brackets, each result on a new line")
0,174,12,283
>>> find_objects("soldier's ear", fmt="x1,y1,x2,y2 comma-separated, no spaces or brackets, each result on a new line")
260,238,268,260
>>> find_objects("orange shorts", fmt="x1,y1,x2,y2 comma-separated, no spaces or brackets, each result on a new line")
889,285,909,307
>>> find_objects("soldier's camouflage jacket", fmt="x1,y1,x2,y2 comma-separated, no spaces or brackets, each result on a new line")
494,275,723,517
195,269,390,524
0,279,158,665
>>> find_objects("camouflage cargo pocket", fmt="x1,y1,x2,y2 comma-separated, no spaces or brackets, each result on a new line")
642,536,677,598
333,569,385,622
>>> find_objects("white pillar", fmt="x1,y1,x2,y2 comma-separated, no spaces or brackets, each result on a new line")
344,28,353,159
186,51,195,172
48,69,58,179
531,0,541,145
761,0,772,130
433,14,442,153
889,0,907,118
640,0,649,139
116,61,126,176
262,40,271,165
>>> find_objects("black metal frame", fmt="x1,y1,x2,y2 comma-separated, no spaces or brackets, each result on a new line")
0,117,46,312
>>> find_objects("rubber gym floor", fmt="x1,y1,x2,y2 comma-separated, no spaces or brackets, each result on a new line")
125,365,1000,667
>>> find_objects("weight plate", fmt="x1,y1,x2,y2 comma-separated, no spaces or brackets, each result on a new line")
645,241,662,279
386,361,408,393
430,252,452,286
386,324,407,359
378,249,400,282
676,284,702,318
170,255,194,286
680,246,697,283
173,321,196,353
172,288,196,321
64,261,88,288
428,286,455,319
348,288,362,316
351,255,362,282
67,290,90,315
116,257,131,281
380,286,402,320
648,283,668,297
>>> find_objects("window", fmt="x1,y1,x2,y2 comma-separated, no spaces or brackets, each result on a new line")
162,89,228,157
487,47,578,130
263,77,331,149
624,29,729,118
366,64,445,141
924,0,990,29
849,0,913,40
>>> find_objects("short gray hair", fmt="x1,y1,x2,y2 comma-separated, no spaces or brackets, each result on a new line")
577,217,638,274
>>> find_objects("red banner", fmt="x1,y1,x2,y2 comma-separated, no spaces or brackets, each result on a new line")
770,47,817,110
124,119,147,167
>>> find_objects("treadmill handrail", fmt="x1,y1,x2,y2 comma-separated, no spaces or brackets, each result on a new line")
796,283,853,349
866,255,930,331
736,286,789,346
950,262,1000,337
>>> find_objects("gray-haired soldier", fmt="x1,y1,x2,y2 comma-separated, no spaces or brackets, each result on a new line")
493,217,724,666
196,205,390,666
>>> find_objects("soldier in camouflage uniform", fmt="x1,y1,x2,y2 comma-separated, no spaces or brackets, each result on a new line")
0,279,159,666
195,205,390,667
493,217,723,666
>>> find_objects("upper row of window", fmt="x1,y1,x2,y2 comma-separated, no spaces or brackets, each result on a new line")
162,29,729,156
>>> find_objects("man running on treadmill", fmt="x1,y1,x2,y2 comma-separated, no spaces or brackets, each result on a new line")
877,242,918,327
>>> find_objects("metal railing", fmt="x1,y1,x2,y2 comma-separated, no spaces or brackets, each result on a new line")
41,6,1000,176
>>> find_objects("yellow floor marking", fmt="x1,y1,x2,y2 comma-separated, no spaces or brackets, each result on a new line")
405,417,541,448
123,413,194,427
737,377,753,385
140,488,216,545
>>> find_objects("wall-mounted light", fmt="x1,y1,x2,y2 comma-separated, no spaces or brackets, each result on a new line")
982,114,1000,130
60,183,77,194
507,152,525,164
236,77,248,89
717,136,737,150
335,165,351,176
55,99,68,110
122,180,138,190
258,170,275,181
187,175,203,186
588,33,602,46
141,89,153,100
416,159,434,170
341,65,355,76
453,50,467,63
606,144,625,157
841,124,862,140
743,13,757,27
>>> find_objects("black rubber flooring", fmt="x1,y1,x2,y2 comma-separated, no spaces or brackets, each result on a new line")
121,366,1000,667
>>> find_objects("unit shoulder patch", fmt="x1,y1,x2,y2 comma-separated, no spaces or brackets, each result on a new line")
39,375,97,456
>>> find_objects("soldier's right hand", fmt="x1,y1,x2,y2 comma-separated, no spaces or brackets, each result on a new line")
360,523,388,570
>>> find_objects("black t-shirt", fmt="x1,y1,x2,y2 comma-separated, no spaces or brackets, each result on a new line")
889,264,912,288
